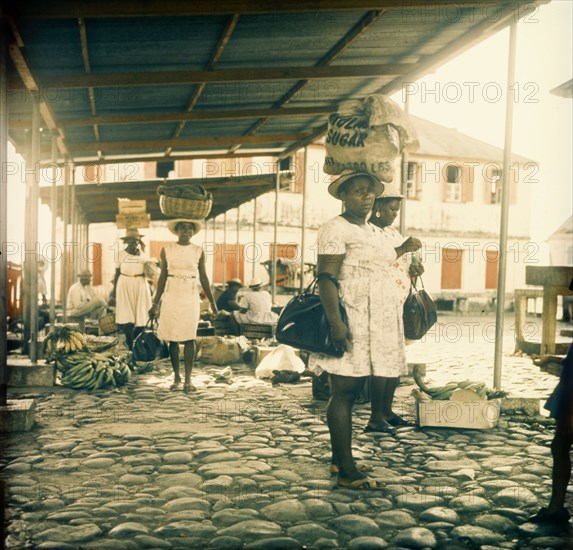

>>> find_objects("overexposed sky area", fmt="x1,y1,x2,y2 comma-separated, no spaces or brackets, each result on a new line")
7,0,572,245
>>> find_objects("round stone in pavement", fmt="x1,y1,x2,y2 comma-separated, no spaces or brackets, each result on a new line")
217,520,282,541
133,534,173,548
450,525,505,546
449,495,491,513
492,487,538,507
261,500,309,523
375,510,417,528
329,515,382,537
108,522,149,536
286,523,338,545
419,507,460,524
347,536,389,549
207,536,243,549
243,537,302,549
393,527,437,549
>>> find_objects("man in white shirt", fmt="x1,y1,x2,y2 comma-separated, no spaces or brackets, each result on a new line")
232,278,278,325
67,270,106,320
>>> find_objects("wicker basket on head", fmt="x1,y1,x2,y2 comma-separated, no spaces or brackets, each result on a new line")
99,313,118,335
157,184,213,219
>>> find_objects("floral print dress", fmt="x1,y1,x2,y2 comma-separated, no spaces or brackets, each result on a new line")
309,215,407,378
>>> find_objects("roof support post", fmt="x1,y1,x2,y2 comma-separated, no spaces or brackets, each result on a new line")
271,166,280,302
0,23,8,405
211,217,216,282
300,147,308,293
62,161,70,322
222,212,227,285
493,22,517,390
235,206,240,279
49,134,58,325
27,100,40,363
70,174,78,285
399,94,410,236
252,198,257,280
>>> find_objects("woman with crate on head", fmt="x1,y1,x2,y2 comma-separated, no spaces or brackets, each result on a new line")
149,219,218,393
110,228,152,350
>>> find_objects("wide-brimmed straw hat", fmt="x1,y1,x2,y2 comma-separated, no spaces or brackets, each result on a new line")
120,228,145,240
374,182,404,200
166,218,203,235
328,170,384,199
226,278,243,287
248,278,263,288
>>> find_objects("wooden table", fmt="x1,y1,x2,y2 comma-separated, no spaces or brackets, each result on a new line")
525,266,573,354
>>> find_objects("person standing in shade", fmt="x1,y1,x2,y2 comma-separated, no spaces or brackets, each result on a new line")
149,219,218,393
367,184,424,431
109,228,152,350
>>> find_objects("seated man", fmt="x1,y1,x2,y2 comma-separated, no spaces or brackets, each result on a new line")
67,270,107,322
232,278,278,325
216,278,243,313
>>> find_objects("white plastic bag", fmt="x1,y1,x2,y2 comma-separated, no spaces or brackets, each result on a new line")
255,344,305,379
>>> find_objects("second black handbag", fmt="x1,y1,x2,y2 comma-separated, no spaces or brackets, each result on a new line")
403,277,437,340
132,319,161,362
276,273,348,357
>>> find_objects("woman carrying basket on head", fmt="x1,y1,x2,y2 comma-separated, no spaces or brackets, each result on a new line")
149,219,218,393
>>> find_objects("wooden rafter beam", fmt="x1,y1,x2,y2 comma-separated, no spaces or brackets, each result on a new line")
9,106,334,129
8,44,72,159
10,63,413,91
229,9,385,153
4,0,528,18
69,132,309,154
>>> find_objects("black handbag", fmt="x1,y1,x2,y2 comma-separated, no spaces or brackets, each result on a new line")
132,319,161,362
403,277,437,340
276,273,348,357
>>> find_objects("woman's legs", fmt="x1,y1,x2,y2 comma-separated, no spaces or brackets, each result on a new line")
548,423,573,512
168,342,181,388
327,374,367,480
183,340,197,392
368,376,400,427
123,323,135,350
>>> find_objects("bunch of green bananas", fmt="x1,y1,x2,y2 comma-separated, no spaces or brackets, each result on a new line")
56,350,131,391
412,365,507,400
44,325,88,361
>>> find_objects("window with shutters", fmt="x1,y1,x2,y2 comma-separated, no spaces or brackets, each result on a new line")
445,164,461,202
405,162,421,199
490,168,502,204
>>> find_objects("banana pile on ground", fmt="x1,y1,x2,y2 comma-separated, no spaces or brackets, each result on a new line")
56,350,131,390
43,324,88,361
412,365,507,401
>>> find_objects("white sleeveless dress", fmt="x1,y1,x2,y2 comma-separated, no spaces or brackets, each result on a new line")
157,242,203,342
115,249,152,326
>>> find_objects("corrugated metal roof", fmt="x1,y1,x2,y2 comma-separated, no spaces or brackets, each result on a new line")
5,0,548,219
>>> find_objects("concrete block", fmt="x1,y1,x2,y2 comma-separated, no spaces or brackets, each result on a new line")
501,397,540,417
7,358,56,387
0,399,36,433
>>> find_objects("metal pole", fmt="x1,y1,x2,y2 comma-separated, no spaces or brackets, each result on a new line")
236,206,240,280
62,161,70,321
22,129,32,355
49,135,58,325
271,165,280,302
70,173,77,283
211,217,216,282
399,94,410,236
28,102,40,363
252,198,257,280
300,147,308,293
493,23,517,390
0,26,8,405
222,212,227,284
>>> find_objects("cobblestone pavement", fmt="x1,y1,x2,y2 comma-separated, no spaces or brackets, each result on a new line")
2,314,572,549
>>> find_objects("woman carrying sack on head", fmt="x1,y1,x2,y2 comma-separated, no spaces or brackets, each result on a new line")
310,171,418,490
110,229,152,350
367,185,424,430
148,219,218,393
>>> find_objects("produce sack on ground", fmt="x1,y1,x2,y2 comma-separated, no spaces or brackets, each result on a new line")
324,94,419,182
199,336,242,365
255,344,305,379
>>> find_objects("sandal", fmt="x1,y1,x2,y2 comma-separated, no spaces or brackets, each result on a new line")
337,476,386,490
387,415,414,427
183,383,197,394
329,463,374,476
169,381,181,391
364,420,396,435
